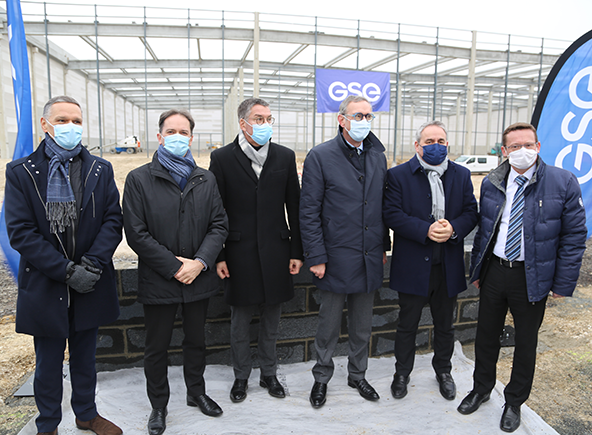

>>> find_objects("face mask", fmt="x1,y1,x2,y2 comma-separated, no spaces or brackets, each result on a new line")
347,119,371,142
508,147,538,170
46,120,83,150
245,121,273,146
163,134,190,157
421,144,448,166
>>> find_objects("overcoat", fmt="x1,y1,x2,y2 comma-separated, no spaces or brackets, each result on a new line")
299,128,390,294
5,140,123,338
383,155,478,297
123,152,228,305
209,137,302,306
470,158,587,302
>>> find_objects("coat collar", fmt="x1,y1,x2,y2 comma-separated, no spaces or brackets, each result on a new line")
230,135,276,184
149,150,206,183
488,156,545,192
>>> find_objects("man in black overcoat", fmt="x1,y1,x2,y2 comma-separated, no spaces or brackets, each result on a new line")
209,98,303,403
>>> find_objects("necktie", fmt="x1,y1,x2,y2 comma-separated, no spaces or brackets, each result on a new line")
504,175,528,261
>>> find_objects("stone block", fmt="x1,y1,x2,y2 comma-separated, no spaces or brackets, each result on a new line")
207,292,231,319
375,286,398,307
126,327,147,353
371,306,399,332
372,331,396,357
114,299,144,324
454,323,478,344
278,315,318,341
96,354,143,372
459,300,479,322
277,342,306,365
96,328,125,356
119,268,138,298
307,288,322,313
282,287,307,314
205,320,231,347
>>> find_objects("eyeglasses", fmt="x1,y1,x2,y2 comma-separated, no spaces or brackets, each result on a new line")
249,116,275,125
505,142,537,152
342,112,375,122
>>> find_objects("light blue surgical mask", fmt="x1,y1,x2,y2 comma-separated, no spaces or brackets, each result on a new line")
163,133,190,157
347,119,371,142
46,120,83,150
245,121,273,146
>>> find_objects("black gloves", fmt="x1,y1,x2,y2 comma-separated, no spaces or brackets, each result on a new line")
65,256,102,293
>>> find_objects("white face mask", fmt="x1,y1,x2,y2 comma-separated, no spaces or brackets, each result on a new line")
508,147,538,170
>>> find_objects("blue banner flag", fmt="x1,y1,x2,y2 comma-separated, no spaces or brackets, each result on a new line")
316,69,391,113
532,30,592,237
1,0,34,278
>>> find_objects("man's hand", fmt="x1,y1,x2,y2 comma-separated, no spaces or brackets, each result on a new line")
289,259,303,275
66,261,100,294
428,218,454,243
310,263,326,279
472,280,480,289
552,292,565,299
174,257,204,285
217,261,230,279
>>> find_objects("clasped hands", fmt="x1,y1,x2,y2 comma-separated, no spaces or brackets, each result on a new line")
428,218,454,243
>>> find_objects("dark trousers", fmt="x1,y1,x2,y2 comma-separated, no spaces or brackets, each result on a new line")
312,290,375,383
395,265,456,377
34,325,98,432
473,259,547,406
143,299,209,409
231,303,282,380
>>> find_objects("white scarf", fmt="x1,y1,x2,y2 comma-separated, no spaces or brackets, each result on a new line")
238,130,269,179
417,154,448,221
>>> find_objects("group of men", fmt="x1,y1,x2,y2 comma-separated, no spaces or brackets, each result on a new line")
5,94,586,435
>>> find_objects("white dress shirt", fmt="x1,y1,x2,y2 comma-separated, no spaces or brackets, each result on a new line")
492,164,536,261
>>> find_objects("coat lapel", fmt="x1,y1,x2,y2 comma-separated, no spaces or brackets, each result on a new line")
233,140,259,184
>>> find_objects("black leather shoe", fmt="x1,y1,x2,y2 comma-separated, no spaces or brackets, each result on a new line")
309,381,327,408
187,394,223,417
500,404,521,432
230,379,248,403
390,374,409,399
148,407,167,435
435,373,456,400
260,375,286,398
347,378,380,401
457,390,491,415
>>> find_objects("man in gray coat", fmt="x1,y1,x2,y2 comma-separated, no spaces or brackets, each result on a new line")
300,95,390,408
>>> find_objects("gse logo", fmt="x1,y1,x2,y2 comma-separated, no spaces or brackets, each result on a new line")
328,81,381,102
557,66,592,184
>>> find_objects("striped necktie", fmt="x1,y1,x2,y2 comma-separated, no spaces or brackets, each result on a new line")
504,175,528,261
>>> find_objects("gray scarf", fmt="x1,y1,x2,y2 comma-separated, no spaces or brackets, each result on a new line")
238,131,269,179
417,154,448,221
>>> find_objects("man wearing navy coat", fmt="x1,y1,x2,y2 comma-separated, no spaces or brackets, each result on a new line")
383,120,478,402
5,96,123,435
300,95,390,408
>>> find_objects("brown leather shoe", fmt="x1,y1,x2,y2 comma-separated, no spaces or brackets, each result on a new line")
37,429,57,435
75,415,122,435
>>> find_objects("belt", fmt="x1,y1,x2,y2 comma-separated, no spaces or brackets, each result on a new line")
492,254,524,268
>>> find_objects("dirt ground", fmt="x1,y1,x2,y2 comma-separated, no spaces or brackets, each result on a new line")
0,151,590,435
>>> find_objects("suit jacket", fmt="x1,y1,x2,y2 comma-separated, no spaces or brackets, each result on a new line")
209,137,302,306
383,155,478,297
5,140,123,337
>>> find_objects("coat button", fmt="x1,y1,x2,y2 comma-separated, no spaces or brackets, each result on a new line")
25,267,30,272
427,193,431,198
364,200,368,205
424,256,429,261
365,251,368,255
365,226,368,230
359,176,363,181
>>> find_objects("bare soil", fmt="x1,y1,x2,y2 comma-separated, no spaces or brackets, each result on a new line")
0,152,590,435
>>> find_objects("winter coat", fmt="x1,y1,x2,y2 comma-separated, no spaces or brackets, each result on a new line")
299,128,390,294
383,156,478,297
123,152,228,305
5,141,123,338
470,157,587,302
209,137,303,306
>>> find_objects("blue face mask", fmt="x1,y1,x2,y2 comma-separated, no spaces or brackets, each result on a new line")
421,144,448,165
245,121,273,146
46,121,83,150
163,133,190,157
347,119,371,142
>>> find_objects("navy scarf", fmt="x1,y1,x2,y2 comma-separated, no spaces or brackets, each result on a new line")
157,145,196,190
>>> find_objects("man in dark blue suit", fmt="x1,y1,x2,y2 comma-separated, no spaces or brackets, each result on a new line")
383,120,478,402
5,96,123,435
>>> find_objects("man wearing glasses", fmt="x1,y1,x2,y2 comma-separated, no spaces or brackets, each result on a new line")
458,122,586,432
209,98,303,404
383,120,478,402
300,95,390,408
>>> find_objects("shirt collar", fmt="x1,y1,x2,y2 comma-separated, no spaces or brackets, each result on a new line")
508,162,536,185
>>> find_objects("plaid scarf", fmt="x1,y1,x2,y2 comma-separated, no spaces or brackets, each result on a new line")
44,134,82,234
157,145,196,189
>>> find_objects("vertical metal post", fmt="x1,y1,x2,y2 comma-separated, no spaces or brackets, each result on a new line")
222,11,225,144
537,38,544,98
473,90,479,154
312,17,317,147
278,67,281,143
144,7,149,156
356,20,360,70
94,5,103,157
400,83,406,161
433,27,438,120
305,79,309,152
502,34,511,134
44,2,51,99
188,9,191,112
393,23,401,162
253,12,259,97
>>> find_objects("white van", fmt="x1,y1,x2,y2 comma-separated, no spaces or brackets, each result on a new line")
455,155,499,174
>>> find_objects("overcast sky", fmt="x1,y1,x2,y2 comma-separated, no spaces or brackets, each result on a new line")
60,0,592,43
